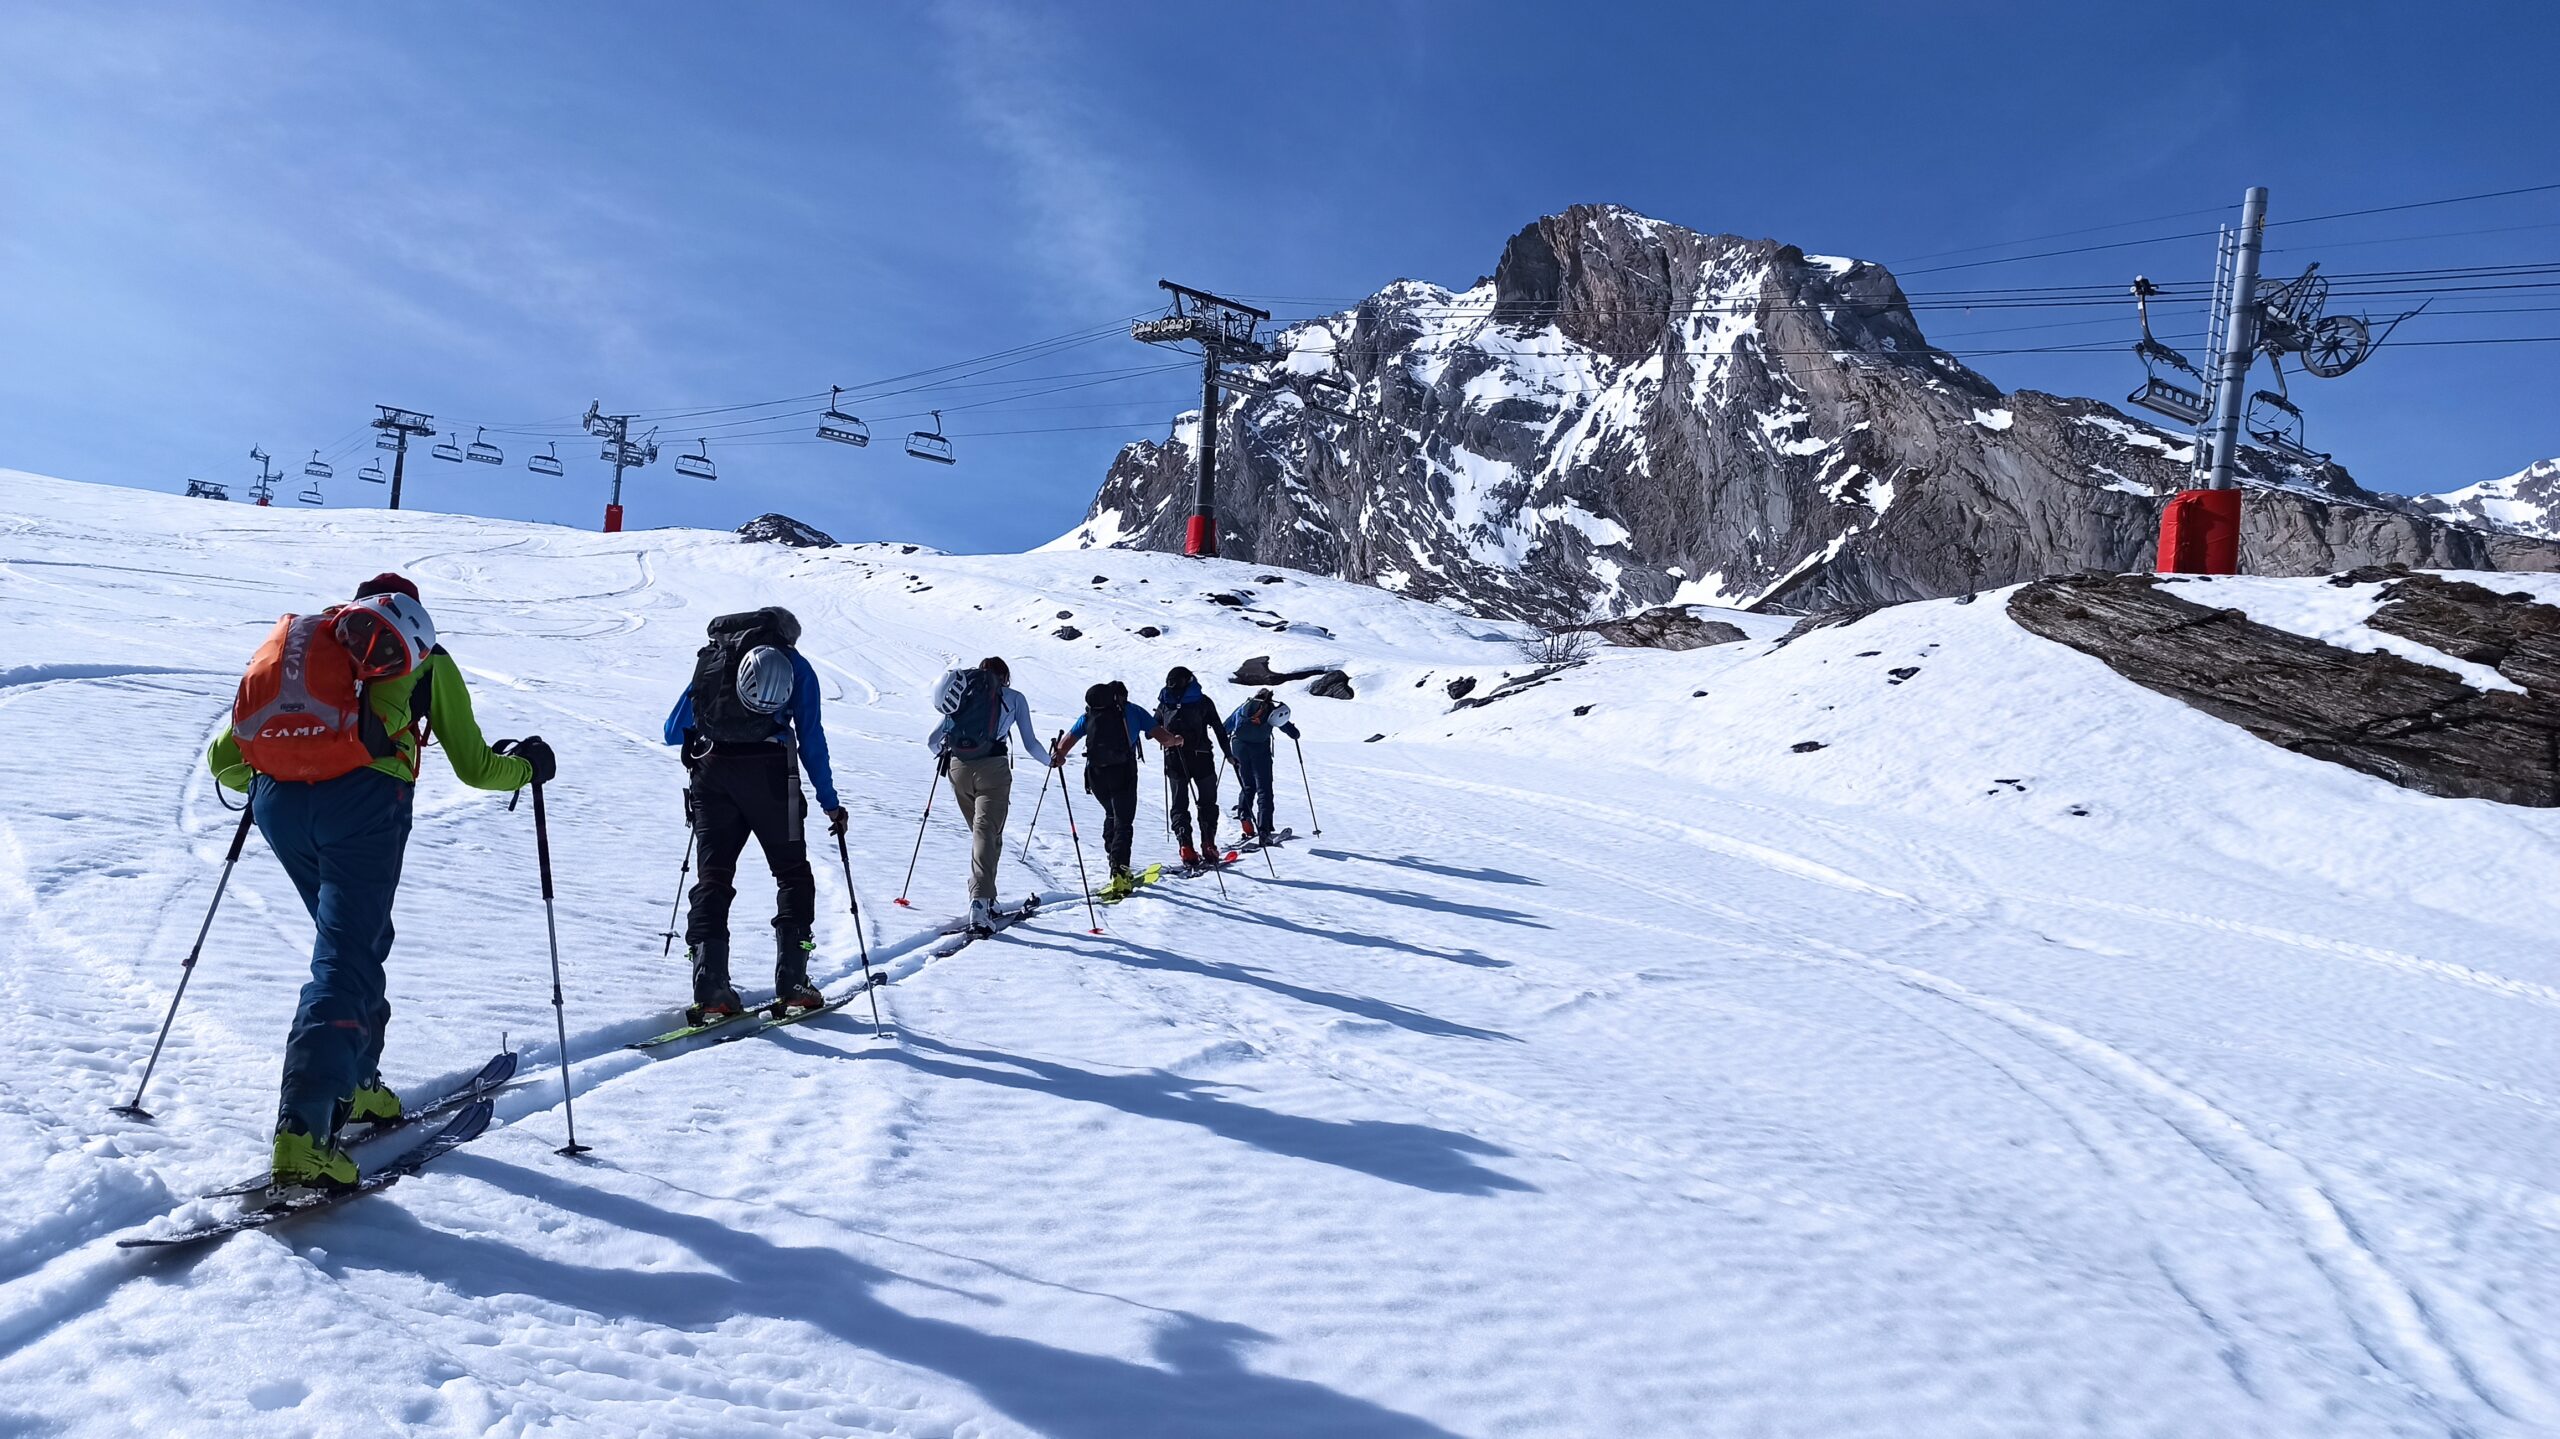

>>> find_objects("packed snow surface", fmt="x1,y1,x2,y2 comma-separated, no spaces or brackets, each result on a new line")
5,470,2560,1436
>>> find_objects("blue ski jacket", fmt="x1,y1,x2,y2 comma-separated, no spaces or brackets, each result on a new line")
663,649,840,811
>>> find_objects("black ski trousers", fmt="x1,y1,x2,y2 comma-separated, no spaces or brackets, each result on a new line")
1086,760,1140,874
685,748,814,970
1162,751,1221,853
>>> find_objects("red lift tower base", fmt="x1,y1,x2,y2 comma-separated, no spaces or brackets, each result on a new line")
2157,489,2240,575
603,503,624,534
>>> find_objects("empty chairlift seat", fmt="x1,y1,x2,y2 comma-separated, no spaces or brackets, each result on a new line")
904,410,954,465
304,450,333,480
817,386,871,447
466,427,503,464
673,438,717,480
431,433,465,463
528,442,565,477
358,460,387,484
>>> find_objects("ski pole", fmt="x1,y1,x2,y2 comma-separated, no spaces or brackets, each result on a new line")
834,829,884,1036
660,798,696,958
894,755,946,908
528,780,592,1157
1051,754,1106,935
1016,751,1056,868
1290,732,1322,836
115,803,258,1120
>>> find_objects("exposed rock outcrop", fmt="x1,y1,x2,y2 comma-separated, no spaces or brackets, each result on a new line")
737,513,837,548
1060,205,2560,622
1570,605,1747,651
2008,572,2560,806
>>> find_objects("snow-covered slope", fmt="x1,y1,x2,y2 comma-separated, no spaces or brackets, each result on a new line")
6,469,2560,1436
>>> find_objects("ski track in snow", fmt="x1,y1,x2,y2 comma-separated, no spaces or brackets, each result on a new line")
1,470,2557,1436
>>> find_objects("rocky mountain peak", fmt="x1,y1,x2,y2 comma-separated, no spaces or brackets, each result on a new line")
1056,205,2560,621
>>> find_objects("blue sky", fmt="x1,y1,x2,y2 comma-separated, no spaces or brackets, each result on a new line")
3,1,2554,552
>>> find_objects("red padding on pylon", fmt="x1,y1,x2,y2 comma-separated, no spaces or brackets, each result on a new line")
603,503,625,534
2156,489,2240,575
1184,514,1215,557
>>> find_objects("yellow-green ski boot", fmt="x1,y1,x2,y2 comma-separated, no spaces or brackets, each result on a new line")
271,1129,360,1194
347,1080,402,1126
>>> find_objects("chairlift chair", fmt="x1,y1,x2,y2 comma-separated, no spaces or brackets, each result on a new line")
673,438,717,481
431,433,465,463
2125,276,2213,426
184,479,230,501
298,480,325,506
817,386,872,447
528,442,565,477
2244,364,2328,468
904,410,955,465
377,434,399,450
358,460,387,484
304,450,334,480
466,427,503,465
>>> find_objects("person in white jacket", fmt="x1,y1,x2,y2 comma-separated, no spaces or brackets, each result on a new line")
925,656,1043,931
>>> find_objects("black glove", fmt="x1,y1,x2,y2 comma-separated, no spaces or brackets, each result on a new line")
827,806,850,837
1282,723,1302,741
495,736,557,787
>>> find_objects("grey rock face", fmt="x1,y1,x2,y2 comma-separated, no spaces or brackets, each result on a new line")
738,513,838,548
1060,205,2560,622
2008,572,2560,806
1571,605,1747,651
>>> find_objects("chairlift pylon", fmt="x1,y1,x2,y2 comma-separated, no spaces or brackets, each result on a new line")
2125,276,2212,426
528,441,565,477
359,459,387,484
431,432,465,463
465,427,503,465
817,386,871,447
304,450,334,480
673,437,717,481
904,409,955,465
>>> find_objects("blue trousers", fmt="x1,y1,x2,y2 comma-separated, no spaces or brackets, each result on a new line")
1232,746,1277,835
252,767,412,1140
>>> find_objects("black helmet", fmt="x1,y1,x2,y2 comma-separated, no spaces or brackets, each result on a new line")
1165,665,1195,689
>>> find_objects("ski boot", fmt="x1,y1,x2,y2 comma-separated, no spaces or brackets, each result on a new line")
1101,867,1137,901
1238,817,1258,842
1178,845,1201,871
686,942,744,1028
967,898,996,937
346,1078,402,1126
272,1127,360,1195
772,939,825,1016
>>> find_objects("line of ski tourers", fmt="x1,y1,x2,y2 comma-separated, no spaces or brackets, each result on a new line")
117,577,1318,1244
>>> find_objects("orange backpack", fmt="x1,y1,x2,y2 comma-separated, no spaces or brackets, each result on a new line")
232,611,404,782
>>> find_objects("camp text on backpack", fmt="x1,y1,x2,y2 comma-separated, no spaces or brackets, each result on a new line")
690,608,800,745
231,601,425,783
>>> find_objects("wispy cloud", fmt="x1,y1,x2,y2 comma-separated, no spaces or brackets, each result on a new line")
932,0,1149,309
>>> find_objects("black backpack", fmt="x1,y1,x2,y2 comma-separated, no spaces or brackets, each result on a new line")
690,610,794,745
942,668,1006,761
1083,696,1134,769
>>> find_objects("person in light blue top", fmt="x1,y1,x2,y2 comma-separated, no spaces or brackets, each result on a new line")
925,657,1043,931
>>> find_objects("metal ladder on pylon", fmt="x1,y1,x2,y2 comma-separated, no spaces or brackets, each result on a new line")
2190,226,2237,487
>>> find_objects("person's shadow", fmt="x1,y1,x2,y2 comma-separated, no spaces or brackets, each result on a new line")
314,1153,1469,1439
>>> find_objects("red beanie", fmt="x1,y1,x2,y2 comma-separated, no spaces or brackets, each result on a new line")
355,572,420,602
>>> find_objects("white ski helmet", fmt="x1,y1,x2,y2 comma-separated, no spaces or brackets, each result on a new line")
737,644,795,715
335,592,436,679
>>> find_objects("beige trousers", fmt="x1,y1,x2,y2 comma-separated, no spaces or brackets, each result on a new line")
945,754,1013,902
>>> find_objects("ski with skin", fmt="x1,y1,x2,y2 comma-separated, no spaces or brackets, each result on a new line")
199,1050,518,1200
119,1099,495,1250
1100,863,1165,905
923,899,1041,959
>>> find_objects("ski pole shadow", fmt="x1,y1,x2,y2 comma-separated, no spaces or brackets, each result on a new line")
1308,850,1543,887
1002,929,1519,1041
1152,887,1509,968
327,1156,1468,1439
842,1028,1535,1197
1249,874,1549,929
